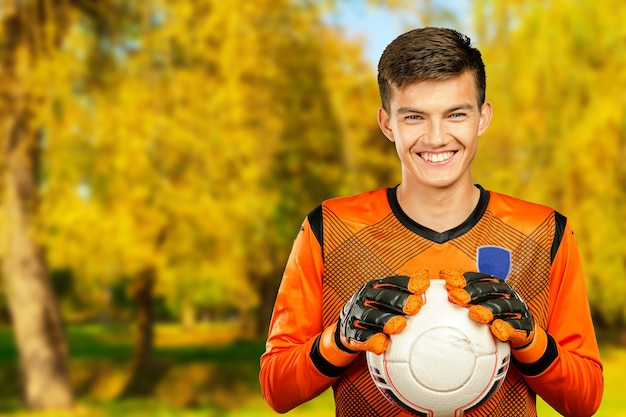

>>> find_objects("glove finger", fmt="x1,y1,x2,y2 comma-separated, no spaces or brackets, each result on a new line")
467,307,535,348
462,281,518,304
469,300,534,346
448,287,472,306
344,330,389,355
358,308,407,335
440,269,503,290
442,269,475,306
462,271,502,284
468,304,494,324
490,318,535,347
365,287,423,315
372,275,411,289
474,297,528,319
467,298,531,324
448,282,519,309
374,270,430,295
401,293,425,315
405,269,430,294
440,268,466,290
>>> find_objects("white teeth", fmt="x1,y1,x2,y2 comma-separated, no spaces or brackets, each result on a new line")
420,151,455,163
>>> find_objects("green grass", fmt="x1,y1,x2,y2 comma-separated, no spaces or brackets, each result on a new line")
0,324,624,416
0,323,264,416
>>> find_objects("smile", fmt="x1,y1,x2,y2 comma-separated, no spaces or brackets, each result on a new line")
419,151,456,163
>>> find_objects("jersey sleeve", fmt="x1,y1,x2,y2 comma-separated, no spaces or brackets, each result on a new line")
259,213,338,413
521,220,603,416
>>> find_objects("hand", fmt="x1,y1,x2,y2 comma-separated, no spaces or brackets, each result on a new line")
442,270,535,349
336,270,430,355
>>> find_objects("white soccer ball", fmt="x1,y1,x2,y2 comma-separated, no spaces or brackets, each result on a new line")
366,279,510,417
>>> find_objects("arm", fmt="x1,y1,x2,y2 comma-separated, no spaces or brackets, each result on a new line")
444,220,603,416
259,215,356,413
519,221,603,416
260,211,429,413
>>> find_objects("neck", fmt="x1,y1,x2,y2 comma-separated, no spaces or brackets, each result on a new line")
396,182,480,233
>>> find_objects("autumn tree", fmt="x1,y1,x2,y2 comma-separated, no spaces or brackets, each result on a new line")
0,0,157,407
39,0,402,352
0,0,75,410
2,6,423,407
472,0,626,328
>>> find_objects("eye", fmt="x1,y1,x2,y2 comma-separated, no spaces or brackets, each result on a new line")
449,113,466,118
405,115,422,121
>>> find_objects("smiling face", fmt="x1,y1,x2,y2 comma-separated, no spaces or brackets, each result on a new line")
378,71,492,194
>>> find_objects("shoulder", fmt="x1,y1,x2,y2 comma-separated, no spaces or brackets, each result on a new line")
487,189,556,219
306,188,391,239
485,189,567,236
321,188,390,213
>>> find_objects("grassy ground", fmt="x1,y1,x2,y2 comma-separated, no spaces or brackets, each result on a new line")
239,343,625,417
0,324,623,416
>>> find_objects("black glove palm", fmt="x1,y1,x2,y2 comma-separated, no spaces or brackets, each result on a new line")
443,270,535,349
336,271,429,355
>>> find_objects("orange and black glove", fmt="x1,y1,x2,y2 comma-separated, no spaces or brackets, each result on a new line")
442,270,535,348
334,271,430,355
311,271,429,378
440,270,558,375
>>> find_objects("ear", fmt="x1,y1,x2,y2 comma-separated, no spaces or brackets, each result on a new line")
477,101,493,136
378,107,395,142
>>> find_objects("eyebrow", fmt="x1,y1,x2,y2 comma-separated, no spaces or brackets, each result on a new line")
396,103,475,115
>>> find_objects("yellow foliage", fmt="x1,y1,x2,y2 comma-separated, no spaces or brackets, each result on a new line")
474,0,626,325
17,0,621,326
30,0,390,321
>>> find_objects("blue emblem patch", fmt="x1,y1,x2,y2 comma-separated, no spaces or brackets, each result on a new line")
477,246,512,279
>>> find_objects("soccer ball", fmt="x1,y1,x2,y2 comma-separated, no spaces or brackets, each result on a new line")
366,279,510,417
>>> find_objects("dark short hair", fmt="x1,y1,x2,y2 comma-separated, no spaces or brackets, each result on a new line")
377,27,486,112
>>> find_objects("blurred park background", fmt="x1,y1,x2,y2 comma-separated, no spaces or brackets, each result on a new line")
0,0,624,416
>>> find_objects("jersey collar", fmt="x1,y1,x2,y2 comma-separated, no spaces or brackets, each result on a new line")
387,185,490,244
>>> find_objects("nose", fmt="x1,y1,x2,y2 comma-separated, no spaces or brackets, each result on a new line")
421,119,446,147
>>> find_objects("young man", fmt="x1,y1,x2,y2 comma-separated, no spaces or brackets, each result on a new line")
260,27,603,416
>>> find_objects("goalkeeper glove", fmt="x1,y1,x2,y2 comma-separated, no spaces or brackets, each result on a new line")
442,270,536,349
334,271,430,355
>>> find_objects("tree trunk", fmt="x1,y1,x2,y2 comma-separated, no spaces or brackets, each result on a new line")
0,2,79,409
0,88,74,410
255,276,280,338
122,266,156,396
129,266,155,373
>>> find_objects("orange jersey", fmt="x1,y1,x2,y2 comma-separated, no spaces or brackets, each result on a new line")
260,186,603,416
